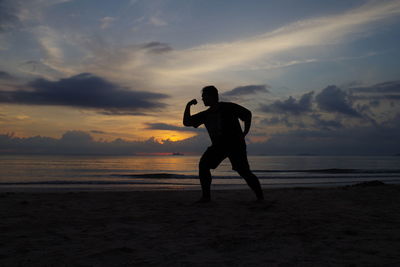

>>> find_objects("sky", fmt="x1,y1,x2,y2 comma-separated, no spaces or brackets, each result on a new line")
1,0,400,155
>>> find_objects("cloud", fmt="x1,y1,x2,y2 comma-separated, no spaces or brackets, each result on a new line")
153,1,400,79
0,0,23,32
0,130,208,155
60,130,93,144
6,0,398,91
104,0,400,91
261,110,344,130
98,110,149,116
0,73,169,115
260,91,314,115
247,120,400,156
261,116,293,127
0,0,72,32
144,122,204,132
90,130,107,134
108,0,400,90
129,0,139,5
19,60,63,78
100,16,116,29
222,85,269,97
149,16,167,27
259,80,400,130
0,70,14,80
2,122,400,155
141,42,173,54
351,81,400,93
310,114,343,130
350,81,400,101
315,85,360,117
355,94,400,101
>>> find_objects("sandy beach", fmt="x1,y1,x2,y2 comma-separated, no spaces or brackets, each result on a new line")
1,184,400,266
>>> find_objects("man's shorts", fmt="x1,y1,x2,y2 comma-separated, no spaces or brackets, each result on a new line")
199,144,250,172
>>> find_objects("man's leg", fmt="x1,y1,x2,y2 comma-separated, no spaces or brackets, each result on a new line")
198,146,225,202
237,169,264,201
198,161,211,202
230,146,264,201
198,149,214,202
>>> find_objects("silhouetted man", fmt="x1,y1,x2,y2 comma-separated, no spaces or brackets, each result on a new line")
183,85,264,202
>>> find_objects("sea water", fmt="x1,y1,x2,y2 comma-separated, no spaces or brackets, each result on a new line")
0,155,400,191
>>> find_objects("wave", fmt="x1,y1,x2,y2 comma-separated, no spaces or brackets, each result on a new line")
2,169,400,186
1,179,400,187
110,169,400,179
111,173,196,179
0,180,195,186
252,168,400,174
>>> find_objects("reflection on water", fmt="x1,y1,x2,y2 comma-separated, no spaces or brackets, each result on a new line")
1,155,400,190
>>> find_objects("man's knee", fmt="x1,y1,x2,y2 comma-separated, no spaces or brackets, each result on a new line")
199,158,211,171
237,169,255,179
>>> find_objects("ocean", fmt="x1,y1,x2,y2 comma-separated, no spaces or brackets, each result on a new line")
1,155,400,191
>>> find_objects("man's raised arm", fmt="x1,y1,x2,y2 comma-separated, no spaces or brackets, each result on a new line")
183,99,197,127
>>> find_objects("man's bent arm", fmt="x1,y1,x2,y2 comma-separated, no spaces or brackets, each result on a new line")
183,99,197,126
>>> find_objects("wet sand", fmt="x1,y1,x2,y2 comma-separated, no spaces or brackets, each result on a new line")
1,184,400,266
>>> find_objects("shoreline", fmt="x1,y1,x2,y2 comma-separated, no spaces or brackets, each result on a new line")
0,179,398,193
1,184,400,266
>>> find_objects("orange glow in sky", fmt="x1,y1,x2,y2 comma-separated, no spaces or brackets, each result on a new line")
153,131,197,144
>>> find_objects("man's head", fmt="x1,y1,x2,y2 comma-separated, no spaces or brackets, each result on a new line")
202,85,219,106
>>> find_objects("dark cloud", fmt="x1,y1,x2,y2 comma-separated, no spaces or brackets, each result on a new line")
351,81,400,93
310,114,343,130
0,70,14,80
247,122,400,156
261,117,290,126
261,113,343,130
379,95,400,100
1,123,400,155
60,131,93,144
0,130,208,155
260,82,399,128
259,81,400,129
0,73,169,115
260,91,314,115
98,110,149,116
315,86,360,117
0,0,20,32
261,116,299,128
90,130,107,134
145,122,204,132
369,100,380,107
353,94,400,101
222,85,269,97
349,81,400,102
141,42,173,54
